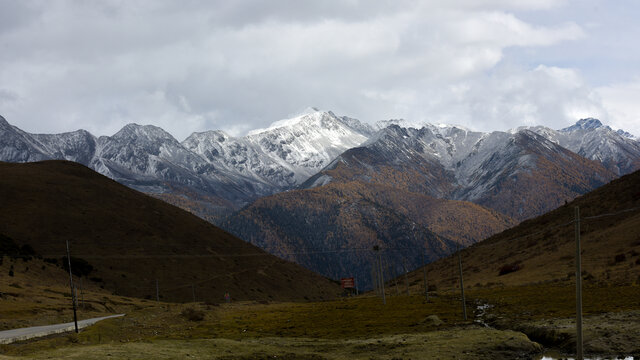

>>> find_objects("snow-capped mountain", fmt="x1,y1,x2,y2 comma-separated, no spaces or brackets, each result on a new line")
2,110,638,221
0,110,374,213
304,122,617,220
182,109,375,189
518,118,640,175
0,115,52,162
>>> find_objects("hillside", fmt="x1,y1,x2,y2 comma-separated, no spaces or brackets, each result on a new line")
223,180,516,289
400,168,640,292
0,161,341,303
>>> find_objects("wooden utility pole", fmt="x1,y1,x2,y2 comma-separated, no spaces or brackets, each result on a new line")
191,284,196,303
355,275,359,295
65,239,79,333
457,245,467,321
156,279,160,302
421,252,429,301
575,206,583,360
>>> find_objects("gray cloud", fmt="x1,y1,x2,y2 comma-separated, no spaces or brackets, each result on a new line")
0,0,637,140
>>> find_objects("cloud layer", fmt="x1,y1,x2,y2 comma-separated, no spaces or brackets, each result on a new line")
0,0,637,139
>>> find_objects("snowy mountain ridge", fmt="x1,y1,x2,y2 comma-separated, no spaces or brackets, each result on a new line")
1,111,638,218
0,110,375,208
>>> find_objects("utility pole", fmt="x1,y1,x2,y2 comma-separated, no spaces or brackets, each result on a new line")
457,245,467,321
191,284,196,303
65,239,79,333
355,274,359,295
403,260,410,296
575,206,583,360
156,279,160,302
421,252,429,301
373,246,386,305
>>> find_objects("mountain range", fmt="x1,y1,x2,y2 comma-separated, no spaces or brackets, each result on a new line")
2,110,639,288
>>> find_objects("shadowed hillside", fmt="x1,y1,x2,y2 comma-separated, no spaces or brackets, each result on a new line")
224,180,515,289
0,161,341,303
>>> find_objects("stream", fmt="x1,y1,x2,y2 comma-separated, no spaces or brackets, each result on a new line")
473,302,636,360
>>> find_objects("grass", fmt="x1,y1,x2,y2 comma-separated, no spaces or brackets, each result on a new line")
469,283,640,321
200,294,468,339
0,328,541,360
2,283,639,358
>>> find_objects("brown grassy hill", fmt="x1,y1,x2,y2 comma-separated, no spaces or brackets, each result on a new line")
0,160,340,303
401,169,640,292
223,180,515,289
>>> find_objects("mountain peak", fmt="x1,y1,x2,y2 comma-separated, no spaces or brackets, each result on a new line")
375,119,423,130
247,109,340,136
561,118,605,132
113,123,176,142
616,129,637,140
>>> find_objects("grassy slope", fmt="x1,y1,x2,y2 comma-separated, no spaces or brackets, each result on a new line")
0,161,340,303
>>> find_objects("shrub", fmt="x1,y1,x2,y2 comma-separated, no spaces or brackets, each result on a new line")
180,307,205,321
61,256,93,277
498,263,522,276
614,254,626,263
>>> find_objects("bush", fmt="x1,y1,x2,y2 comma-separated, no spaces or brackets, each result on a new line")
61,256,93,277
180,307,205,321
499,263,522,276
614,254,626,263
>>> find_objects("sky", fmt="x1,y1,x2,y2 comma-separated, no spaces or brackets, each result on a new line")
0,0,639,140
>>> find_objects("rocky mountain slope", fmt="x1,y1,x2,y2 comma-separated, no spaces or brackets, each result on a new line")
0,160,341,302
304,124,616,220
520,118,640,176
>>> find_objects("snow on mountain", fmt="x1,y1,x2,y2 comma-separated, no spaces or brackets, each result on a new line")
1,111,637,220
306,122,615,220
519,119,640,175
0,110,375,211
184,109,375,188
616,129,636,140
0,115,51,162
560,117,605,132
31,130,97,165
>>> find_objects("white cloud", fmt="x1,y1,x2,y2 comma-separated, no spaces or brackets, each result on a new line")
0,0,635,140
596,80,640,137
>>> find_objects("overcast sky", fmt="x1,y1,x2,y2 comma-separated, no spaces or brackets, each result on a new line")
1,0,639,140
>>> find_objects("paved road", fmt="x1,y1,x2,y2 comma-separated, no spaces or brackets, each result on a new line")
0,314,125,344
